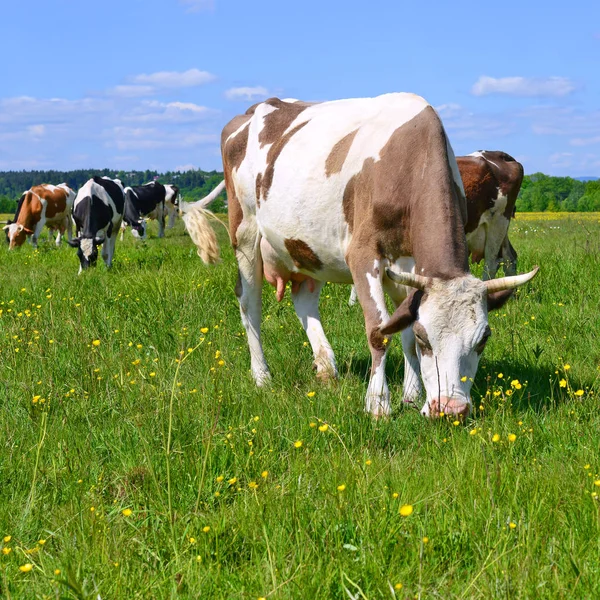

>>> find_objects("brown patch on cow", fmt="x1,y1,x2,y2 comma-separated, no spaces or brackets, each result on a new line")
342,175,356,233
457,151,524,233
261,121,309,200
284,238,323,271
345,106,469,280
255,173,263,205
258,98,314,149
412,321,432,356
325,129,359,177
41,186,68,218
223,119,251,173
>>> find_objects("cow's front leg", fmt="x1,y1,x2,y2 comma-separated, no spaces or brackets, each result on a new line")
291,279,337,381
401,327,423,403
102,229,119,268
157,203,166,238
350,258,391,417
31,220,45,249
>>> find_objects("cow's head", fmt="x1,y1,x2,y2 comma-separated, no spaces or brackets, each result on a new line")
381,267,539,418
68,236,103,272
130,220,147,239
3,222,33,249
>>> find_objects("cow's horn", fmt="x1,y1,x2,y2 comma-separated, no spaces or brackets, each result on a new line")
485,266,539,293
385,269,429,291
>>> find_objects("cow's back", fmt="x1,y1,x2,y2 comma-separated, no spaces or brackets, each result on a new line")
222,93,466,280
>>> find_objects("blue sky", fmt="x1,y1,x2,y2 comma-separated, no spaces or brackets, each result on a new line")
1,0,599,175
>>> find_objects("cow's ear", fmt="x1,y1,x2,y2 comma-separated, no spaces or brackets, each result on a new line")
380,290,423,335
487,289,514,311
67,238,80,247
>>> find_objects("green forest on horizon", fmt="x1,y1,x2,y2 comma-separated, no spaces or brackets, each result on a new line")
1,169,599,214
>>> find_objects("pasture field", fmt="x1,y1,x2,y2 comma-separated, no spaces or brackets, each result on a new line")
1,213,600,599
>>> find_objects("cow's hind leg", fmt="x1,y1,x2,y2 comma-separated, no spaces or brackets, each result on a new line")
348,254,392,417
292,280,337,381
236,220,270,386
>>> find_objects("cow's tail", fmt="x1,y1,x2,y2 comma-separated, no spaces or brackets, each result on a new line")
181,181,227,265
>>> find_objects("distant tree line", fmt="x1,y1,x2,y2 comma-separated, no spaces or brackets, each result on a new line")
516,174,600,212
0,168,226,214
1,169,599,214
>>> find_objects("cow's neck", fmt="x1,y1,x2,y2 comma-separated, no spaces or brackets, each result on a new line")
409,189,470,280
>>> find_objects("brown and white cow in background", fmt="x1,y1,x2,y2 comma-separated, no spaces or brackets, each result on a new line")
183,94,538,418
4,184,75,249
459,150,523,279
348,149,524,305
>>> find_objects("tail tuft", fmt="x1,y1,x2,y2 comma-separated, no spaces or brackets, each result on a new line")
183,207,220,264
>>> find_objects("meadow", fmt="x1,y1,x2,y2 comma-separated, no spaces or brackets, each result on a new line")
1,212,600,599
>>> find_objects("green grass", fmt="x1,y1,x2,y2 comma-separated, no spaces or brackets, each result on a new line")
1,215,600,599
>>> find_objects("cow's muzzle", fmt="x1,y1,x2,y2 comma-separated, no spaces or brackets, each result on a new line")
425,396,471,418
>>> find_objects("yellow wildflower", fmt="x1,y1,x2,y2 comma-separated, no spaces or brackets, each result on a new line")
122,509,132,517
248,481,258,490
19,563,33,573
261,471,269,478
200,327,208,334
564,364,571,371
306,391,315,398
509,522,517,529
318,424,329,432
574,389,584,396
228,477,237,485
92,340,100,347
337,484,346,492
492,434,500,443
508,434,517,443
2,547,11,555
294,440,303,448
216,475,224,482
394,583,403,591
399,504,413,517
202,526,210,533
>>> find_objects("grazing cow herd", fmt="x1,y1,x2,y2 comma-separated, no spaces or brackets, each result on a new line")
4,91,539,419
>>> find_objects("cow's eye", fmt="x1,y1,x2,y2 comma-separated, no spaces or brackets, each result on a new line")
413,324,431,350
476,327,492,353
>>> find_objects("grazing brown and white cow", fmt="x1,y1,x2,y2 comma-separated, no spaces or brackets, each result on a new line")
184,94,538,418
348,149,524,305
459,151,523,279
3,184,75,249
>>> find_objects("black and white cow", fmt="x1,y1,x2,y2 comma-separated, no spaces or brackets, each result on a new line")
121,181,179,239
68,176,125,273
165,184,180,229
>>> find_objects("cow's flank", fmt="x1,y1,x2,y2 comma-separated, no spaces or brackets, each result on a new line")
258,99,314,148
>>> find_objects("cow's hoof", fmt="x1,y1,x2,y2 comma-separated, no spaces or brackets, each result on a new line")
313,362,338,383
254,370,272,387
365,395,391,418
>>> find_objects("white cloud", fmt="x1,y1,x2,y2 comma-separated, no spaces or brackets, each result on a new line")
108,69,216,98
570,136,600,147
126,100,215,123
225,86,270,101
435,103,515,140
471,76,576,97
110,85,157,98
27,124,46,136
179,0,215,13
131,68,215,89
175,163,199,172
